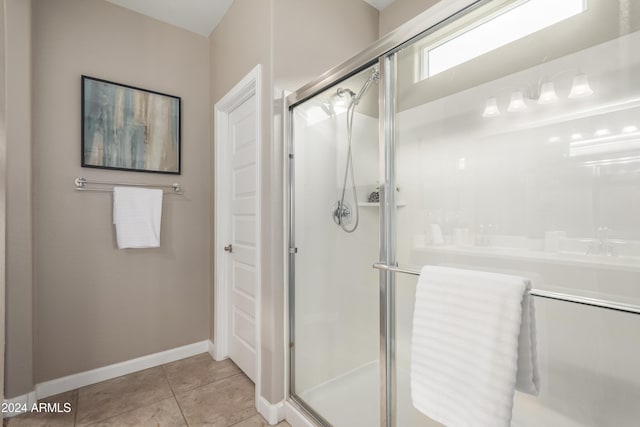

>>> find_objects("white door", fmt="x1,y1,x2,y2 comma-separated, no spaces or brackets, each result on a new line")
223,94,258,382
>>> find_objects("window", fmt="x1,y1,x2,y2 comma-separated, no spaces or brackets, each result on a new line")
421,0,587,79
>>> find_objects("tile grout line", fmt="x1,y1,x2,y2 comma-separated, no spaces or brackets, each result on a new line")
219,375,266,427
73,388,80,427
161,364,191,427
74,368,175,426
166,354,246,394
168,369,247,396
175,370,246,395
75,396,179,427
227,413,261,427
166,369,253,427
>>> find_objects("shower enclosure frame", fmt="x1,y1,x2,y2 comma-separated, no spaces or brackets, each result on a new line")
284,1,487,426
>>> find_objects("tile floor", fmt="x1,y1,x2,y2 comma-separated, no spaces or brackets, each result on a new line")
4,353,291,427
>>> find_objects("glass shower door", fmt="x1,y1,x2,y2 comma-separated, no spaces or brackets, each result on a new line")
392,0,640,426
289,65,381,426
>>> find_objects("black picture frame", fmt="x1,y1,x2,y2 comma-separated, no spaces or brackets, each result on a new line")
81,75,181,175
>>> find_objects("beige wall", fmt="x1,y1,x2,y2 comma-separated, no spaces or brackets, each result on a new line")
209,0,378,404
379,0,441,36
30,0,211,384
209,0,272,105
4,0,34,398
273,0,379,91
0,0,7,404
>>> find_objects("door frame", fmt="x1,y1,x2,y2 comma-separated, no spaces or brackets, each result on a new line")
214,64,262,402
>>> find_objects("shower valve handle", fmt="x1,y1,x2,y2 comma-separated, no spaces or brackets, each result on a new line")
224,244,233,253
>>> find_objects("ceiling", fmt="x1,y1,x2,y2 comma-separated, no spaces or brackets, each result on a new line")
104,0,234,36
362,0,396,10
105,0,394,37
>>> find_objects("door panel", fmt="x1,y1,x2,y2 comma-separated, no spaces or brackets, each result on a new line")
290,65,381,426
233,166,257,197
227,95,257,382
234,217,256,245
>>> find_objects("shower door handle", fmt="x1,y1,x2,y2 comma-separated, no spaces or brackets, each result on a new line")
224,244,233,253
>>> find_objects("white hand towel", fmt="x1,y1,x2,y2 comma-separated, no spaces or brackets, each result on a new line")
113,187,163,249
411,266,539,427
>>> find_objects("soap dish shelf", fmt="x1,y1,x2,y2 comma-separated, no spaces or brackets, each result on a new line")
358,202,407,207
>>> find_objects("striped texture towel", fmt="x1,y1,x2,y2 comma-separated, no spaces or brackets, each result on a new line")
411,266,539,427
113,187,163,249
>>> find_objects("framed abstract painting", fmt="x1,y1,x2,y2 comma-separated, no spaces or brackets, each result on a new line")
81,75,181,174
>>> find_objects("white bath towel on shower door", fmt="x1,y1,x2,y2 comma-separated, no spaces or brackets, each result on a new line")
410,266,539,427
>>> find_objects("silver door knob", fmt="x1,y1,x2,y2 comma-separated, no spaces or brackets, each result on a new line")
224,244,233,253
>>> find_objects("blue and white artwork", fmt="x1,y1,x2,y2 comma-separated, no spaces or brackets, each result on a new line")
82,76,181,174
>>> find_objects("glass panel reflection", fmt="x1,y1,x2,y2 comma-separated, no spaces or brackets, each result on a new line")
394,0,640,425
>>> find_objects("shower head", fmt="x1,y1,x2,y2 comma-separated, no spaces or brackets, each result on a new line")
336,88,356,98
334,68,380,110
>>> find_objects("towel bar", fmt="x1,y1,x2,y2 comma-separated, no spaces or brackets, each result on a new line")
372,262,640,315
74,177,182,194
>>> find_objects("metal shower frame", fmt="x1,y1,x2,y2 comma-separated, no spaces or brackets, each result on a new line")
284,1,491,426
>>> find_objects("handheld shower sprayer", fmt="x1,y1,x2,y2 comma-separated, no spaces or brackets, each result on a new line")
354,69,380,105
333,68,380,233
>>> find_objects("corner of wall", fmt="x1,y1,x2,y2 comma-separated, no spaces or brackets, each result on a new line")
4,0,35,400
378,0,442,37
208,25,216,346
0,0,8,405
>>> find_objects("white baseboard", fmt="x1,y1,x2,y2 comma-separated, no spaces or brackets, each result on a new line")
207,340,216,359
258,396,285,425
284,400,317,427
3,340,211,418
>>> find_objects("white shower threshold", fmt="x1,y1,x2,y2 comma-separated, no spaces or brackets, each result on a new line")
294,360,586,427
297,361,441,427
298,361,380,427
